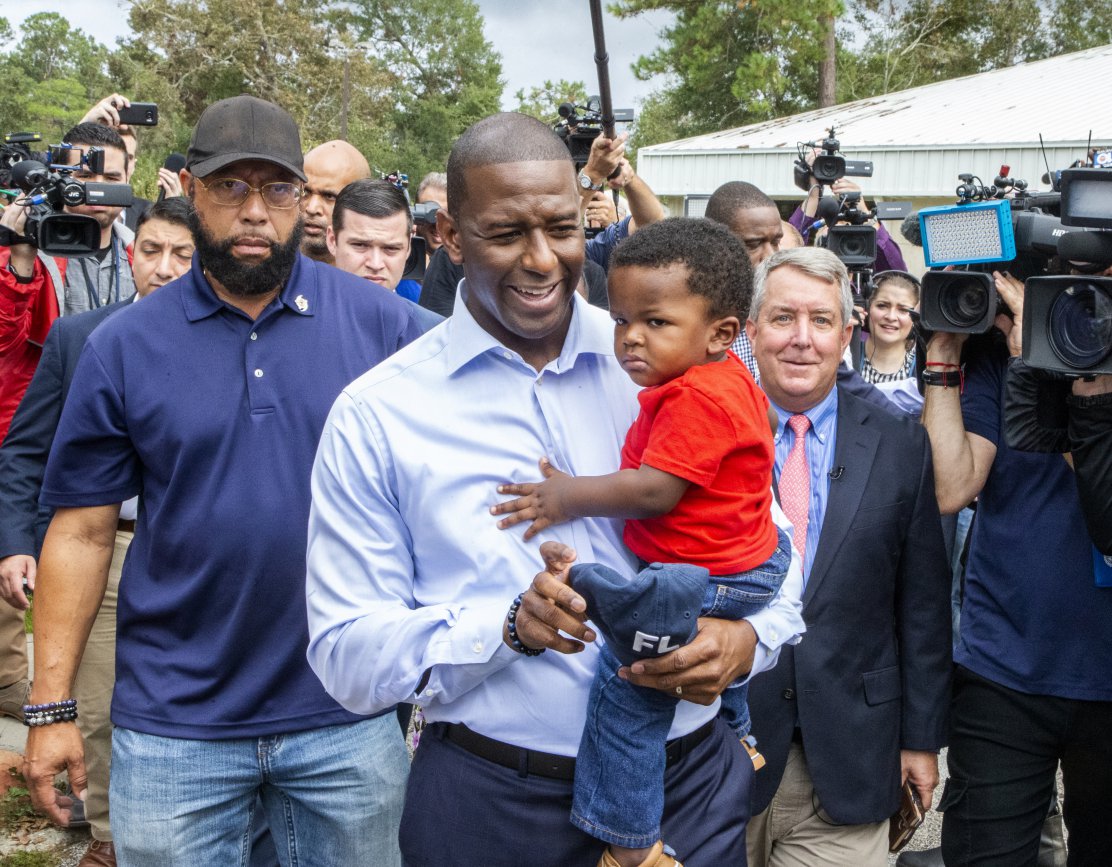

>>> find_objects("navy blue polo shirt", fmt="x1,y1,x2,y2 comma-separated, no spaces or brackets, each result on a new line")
41,253,429,738
957,338,1112,701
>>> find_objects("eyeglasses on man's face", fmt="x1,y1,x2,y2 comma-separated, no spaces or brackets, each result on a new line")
196,177,303,209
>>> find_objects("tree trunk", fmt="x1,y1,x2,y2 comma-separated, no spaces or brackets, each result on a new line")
818,13,836,107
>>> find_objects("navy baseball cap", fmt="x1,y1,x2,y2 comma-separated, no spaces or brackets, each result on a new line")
570,561,708,668
186,95,306,181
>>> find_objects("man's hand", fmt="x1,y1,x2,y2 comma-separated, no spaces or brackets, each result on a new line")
619,618,758,705
24,723,87,826
505,541,595,655
583,191,617,229
925,330,968,368
80,94,131,130
492,457,574,540
0,555,35,610
582,132,629,188
992,270,1025,357
157,168,184,199
1,201,36,275
607,159,635,191
900,749,939,810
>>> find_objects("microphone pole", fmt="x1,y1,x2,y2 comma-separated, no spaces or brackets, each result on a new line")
589,0,620,208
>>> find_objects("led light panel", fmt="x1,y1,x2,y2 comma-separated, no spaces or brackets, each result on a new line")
919,199,1016,267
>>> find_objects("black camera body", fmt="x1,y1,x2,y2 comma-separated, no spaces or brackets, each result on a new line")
553,98,633,170
793,127,873,193
4,141,133,256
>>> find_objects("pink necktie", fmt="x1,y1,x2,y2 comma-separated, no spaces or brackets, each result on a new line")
780,414,812,558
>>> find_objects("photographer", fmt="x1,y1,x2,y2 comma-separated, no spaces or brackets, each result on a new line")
920,271,1112,865
81,94,157,229
1,122,136,440
575,131,665,271
793,175,907,272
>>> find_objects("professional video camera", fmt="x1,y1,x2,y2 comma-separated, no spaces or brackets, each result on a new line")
553,97,634,170
1,137,133,256
1022,167,1112,376
917,167,1078,335
793,128,910,278
793,127,874,193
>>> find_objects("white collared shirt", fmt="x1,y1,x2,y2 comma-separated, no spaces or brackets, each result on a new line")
306,288,804,754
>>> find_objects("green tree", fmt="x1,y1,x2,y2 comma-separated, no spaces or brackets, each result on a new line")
513,79,589,123
0,13,112,139
335,0,504,182
612,0,843,149
116,0,395,195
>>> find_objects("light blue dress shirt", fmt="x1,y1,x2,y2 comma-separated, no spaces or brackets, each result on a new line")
307,289,805,755
769,387,839,583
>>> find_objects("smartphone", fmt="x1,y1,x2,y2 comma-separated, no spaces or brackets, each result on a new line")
117,102,159,126
889,780,926,853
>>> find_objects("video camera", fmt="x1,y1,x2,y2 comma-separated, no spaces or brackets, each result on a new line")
1,135,133,256
553,97,633,170
794,128,910,275
917,164,1112,376
793,127,874,193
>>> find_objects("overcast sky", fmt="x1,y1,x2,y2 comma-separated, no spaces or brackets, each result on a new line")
10,1,673,116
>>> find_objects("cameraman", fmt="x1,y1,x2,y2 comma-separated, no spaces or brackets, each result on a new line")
920,273,1112,864
793,176,907,272
1,122,135,440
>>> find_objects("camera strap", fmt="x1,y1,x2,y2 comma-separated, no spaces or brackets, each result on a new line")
76,234,122,309
0,225,33,246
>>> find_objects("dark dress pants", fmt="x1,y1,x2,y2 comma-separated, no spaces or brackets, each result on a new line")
399,716,752,867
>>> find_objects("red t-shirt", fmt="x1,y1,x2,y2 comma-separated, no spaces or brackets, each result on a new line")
621,352,778,573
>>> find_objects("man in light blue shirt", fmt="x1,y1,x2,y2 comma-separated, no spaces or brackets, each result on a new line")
306,113,804,867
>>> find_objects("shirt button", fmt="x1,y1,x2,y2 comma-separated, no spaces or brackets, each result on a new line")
254,369,264,378
782,688,795,700
250,332,258,341
472,641,483,654
424,689,434,698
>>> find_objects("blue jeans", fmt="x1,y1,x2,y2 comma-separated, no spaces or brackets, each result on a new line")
571,528,791,848
109,714,409,866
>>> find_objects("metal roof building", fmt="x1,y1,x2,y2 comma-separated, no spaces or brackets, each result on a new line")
638,44,1112,210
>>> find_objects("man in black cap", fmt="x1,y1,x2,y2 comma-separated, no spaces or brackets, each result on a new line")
23,94,425,866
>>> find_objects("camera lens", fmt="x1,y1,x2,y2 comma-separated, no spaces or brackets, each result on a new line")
839,235,867,258
939,275,990,328
1048,282,1112,369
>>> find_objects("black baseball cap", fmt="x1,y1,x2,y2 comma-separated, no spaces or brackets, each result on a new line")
186,95,306,181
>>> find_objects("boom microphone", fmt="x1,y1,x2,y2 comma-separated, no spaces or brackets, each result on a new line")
1057,230,1112,267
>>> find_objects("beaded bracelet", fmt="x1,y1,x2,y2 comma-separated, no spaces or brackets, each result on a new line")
22,698,78,727
506,593,545,657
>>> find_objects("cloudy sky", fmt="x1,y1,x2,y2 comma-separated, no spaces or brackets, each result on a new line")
10,1,673,115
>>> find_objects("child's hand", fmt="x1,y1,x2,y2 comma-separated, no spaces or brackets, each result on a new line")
492,457,572,540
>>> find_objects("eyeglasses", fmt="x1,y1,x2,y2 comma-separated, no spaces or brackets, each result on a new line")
195,177,303,209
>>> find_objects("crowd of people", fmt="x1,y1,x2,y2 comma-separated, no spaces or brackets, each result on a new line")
0,88,1108,867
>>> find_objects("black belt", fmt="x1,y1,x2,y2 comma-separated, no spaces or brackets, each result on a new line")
435,718,717,781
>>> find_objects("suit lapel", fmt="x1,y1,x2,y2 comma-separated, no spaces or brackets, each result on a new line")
803,389,880,606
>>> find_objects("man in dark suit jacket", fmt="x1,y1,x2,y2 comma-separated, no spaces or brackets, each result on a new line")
0,198,197,867
742,247,951,867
